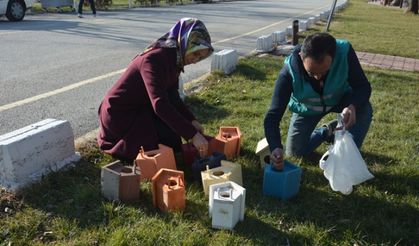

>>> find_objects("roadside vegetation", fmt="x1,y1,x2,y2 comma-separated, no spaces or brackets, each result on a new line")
1,0,418,245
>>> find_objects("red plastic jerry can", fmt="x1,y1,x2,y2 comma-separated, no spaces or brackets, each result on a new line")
135,144,177,180
211,126,242,159
182,135,216,166
152,168,186,212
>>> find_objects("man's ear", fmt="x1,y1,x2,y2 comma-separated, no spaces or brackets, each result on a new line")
299,52,304,60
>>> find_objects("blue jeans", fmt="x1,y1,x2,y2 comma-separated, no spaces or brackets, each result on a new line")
285,101,373,157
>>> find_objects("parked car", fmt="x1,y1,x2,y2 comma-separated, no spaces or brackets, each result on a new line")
0,0,36,21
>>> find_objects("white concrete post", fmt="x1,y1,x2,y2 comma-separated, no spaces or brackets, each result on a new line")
256,35,274,53
272,31,286,45
0,119,80,192
211,49,239,74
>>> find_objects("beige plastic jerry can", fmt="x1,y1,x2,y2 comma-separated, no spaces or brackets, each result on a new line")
101,160,141,203
255,138,271,169
211,126,242,159
152,168,186,212
201,160,243,197
134,144,177,180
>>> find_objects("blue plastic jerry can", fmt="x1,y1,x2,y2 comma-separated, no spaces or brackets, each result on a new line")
191,152,227,181
263,161,302,200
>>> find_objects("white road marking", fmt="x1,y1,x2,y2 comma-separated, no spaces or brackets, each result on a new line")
0,69,125,113
0,4,329,112
213,6,327,45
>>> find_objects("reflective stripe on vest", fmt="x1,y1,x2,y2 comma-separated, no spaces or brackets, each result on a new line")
285,39,352,116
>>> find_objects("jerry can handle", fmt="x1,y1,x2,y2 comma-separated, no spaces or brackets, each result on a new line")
139,146,145,158
132,160,141,175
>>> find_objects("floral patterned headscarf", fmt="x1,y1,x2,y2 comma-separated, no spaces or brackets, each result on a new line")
141,18,214,71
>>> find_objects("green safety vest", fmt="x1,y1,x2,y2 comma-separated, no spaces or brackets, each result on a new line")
285,39,352,116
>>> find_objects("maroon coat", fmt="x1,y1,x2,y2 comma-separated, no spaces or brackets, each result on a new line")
98,48,197,160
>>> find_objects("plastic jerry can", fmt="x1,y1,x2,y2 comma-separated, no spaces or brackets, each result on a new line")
211,126,242,159
263,161,302,200
152,168,185,212
209,181,246,230
135,144,177,180
255,138,271,169
201,160,243,197
101,160,140,203
191,152,226,181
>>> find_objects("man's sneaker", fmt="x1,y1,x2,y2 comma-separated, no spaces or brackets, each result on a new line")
78,13,83,18
322,119,338,142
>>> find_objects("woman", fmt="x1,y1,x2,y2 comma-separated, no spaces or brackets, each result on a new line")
97,18,214,161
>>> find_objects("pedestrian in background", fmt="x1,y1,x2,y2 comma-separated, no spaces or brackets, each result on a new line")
78,0,96,18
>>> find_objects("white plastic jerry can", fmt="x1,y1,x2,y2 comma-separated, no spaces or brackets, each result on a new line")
201,160,243,197
209,181,246,230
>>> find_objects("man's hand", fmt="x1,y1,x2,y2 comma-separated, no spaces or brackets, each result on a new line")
191,132,208,157
270,148,284,170
341,104,356,129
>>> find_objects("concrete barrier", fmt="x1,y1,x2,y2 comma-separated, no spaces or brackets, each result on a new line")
0,118,80,192
211,49,239,74
299,20,308,31
320,11,328,21
272,31,286,45
285,25,293,36
308,17,316,27
256,35,274,53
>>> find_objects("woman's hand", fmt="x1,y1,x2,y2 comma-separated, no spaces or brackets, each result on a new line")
341,104,356,129
270,148,284,170
191,132,208,157
191,120,204,134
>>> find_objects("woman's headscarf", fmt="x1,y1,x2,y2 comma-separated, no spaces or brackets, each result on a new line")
141,18,214,71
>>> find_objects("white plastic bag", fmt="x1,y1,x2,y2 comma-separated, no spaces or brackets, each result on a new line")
319,119,374,195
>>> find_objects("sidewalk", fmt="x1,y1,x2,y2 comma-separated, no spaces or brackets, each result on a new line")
356,51,419,72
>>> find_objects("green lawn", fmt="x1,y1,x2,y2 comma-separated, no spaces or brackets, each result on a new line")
1,56,418,245
1,0,418,245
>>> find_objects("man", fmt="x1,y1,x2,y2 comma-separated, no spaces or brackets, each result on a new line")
264,32,373,170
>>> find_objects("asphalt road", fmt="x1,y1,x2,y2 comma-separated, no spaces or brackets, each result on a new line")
0,0,338,138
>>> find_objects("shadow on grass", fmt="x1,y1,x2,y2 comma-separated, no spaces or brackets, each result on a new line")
19,156,210,230
241,166,419,244
20,159,113,228
184,96,230,125
14,144,419,244
234,213,308,244
233,63,268,81
362,151,399,167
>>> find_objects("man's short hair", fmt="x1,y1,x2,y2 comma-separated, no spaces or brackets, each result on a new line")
301,33,336,62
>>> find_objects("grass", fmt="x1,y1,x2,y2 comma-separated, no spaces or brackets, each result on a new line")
2,0,419,245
